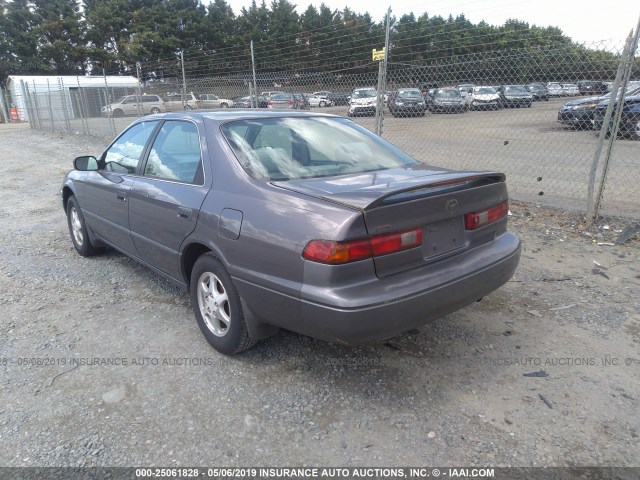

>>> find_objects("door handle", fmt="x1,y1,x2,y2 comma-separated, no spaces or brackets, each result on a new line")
177,207,192,220
117,194,127,202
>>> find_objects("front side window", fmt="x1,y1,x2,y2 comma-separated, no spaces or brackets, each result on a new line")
104,121,158,174
144,121,203,184
221,117,417,181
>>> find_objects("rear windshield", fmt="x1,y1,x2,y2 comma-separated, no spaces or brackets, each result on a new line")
270,93,293,100
220,117,417,181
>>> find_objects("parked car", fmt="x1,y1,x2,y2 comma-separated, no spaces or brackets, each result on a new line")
62,111,521,354
561,84,580,96
456,84,475,98
497,85,533,108
199,94,234,109
526,83,549,101
314,91,351,106
465,86,501,110
232,95,268,108
593,94,640,139
427,88,467,113
561,85,640,129
261,91,285,99
267,93,309,110
101,94,165,117
293,93,310,110
164,93,202,111
347,88,378,116
388,88,426,117
306,94,333,107
547,83,564,97
577,81,609,96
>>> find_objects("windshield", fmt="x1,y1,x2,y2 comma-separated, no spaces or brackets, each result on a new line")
398,89,421,98
505,86,527,93
221,117,418,181
435,89,461,98
475,87,497,94
352,90,376,98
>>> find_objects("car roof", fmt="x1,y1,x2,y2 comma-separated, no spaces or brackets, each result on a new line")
138,110,340,125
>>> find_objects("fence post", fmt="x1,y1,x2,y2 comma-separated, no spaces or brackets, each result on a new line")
46,79,55,132
59,77,71,132
136,62,144,117
32,80,43,129
180,50,187,110
76,76,88,135
251,40,258,108
103,70,117,137
0,86,10,124
375,7,391,137
20,80,33,129
586,22,639,225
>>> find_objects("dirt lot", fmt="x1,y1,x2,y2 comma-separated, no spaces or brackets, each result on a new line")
0,124,639,467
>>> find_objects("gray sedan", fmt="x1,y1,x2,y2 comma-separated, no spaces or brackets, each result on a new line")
62,111,521,354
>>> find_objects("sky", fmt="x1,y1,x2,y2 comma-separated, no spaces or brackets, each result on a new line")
223,0,640,46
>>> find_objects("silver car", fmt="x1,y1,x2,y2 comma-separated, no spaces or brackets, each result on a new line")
62,111,520,354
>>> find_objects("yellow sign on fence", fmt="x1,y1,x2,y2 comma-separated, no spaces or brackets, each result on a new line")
372,48,385,61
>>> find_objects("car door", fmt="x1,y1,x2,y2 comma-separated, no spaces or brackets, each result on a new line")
75,120,159,254
128,119,210,280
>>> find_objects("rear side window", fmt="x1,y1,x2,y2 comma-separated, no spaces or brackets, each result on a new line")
142,96,160,103
104,121,158,174
144,121,203,184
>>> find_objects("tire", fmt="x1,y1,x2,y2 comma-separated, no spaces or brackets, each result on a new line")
319,101,326,107
220,103,228,108
66,196,102,257
150,107,161,114
112,109,124,117
633,120,640,141
184,105,193,111
190,253,256,354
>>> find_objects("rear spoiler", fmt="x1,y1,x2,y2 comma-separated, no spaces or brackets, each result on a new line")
371,173,505,209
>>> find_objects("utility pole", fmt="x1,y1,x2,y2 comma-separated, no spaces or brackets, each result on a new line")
251,40,258,108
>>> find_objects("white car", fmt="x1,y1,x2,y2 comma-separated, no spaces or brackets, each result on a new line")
305,94,333,107
199,94,234,108
465,86,501,110
101,94,165,117
547,83,564,96
347,88,378,116
562,84,580,96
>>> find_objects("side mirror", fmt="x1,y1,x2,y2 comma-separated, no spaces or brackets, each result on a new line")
74,156,98,171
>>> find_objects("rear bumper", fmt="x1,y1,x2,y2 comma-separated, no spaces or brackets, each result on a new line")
298,232,521,345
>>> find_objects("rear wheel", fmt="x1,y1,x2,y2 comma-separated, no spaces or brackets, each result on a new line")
191,254,256,354
112,109,124,117
150,107,161,114
220,103,229,108
319,100,327,107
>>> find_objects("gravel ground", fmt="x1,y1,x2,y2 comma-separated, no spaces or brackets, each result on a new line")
1,124,639,467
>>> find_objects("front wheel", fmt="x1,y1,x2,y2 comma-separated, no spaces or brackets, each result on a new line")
150,107,161,114
220,103,228,108
190,254,256,354
319,100,326,107
66,196,102,257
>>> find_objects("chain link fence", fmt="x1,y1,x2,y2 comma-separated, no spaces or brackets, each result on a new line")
6,25,640,229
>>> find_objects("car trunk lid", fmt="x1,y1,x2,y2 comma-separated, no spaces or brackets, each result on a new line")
273,166,509,277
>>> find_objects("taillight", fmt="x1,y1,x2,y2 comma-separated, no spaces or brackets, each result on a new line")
287,101,294,106
465,201,509,230
370,229,422,256
302,228,422,265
